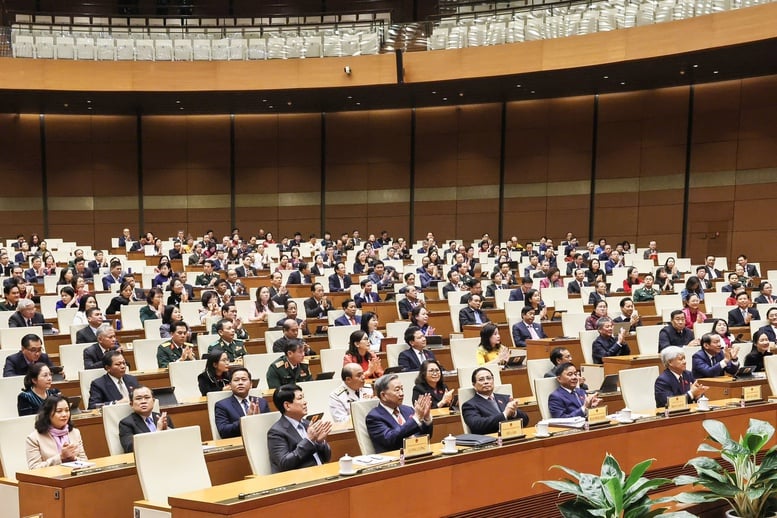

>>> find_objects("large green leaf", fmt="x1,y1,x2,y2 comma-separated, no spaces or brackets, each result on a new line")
623,477,671,507
601,454,625,484
558,500,597,518
624,458,655,490
703,419,731,445
675,490,726,504
602,476,624,512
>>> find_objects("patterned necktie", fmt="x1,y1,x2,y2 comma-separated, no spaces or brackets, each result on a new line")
241,398,249,415
145,415,157,432
393,408,405,425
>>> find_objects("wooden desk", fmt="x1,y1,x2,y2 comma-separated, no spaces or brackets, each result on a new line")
168,402,775,518
17,437,251,518
602,354,663,377
698,375,771,400
526,335,640,363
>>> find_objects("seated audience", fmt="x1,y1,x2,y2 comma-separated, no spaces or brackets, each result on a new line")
744,330,774,372
157,321,196,368
76,307,104,344
727,291,760,327
548,363,601,418
334,299,361,326
691,333,740,379
366,373,434,453
511,306,547,347
208,318,247,361
412,359,455,409
343,330,384,379
461,367,528,434
88,351,138,409
592,317,631,364
477,323,510,366
83,325,122,370
214,367,270,439
198,348,231,396
585,300,609,331
613,297,642,332
658,310,699,351
4,333,53,377
266,340,313,389
329,363,373,423
654,346,708,408
18,362,60,416
9,299,58,333
398,325,438,372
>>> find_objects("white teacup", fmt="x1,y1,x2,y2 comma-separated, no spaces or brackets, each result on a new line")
620,407,632,420
440,434,457,453
339,454,354,474
697,396,710,411
535,421,550,436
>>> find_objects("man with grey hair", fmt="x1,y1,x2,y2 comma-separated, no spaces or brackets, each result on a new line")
366,373,433,453
654,346,707,408
328,363,373,423
9,298,58,333
591,317,630,364
83,324,122,369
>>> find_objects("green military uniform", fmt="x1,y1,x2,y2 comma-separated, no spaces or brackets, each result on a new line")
210,322,249,341
633,286,661,302
208,338,246,362
266,355,312,389
195,272,219,287
0,301,16,311
157,340,194,368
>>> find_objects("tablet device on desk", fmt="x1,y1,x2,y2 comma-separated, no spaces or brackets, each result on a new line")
734,366,754,378
425,335,444,349
152,386,178,407
505,354,525,367
595,374,620,394
316,371,335,380
66,396,82,414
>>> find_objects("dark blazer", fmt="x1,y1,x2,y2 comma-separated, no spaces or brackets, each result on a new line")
8,311,53,331
745,264,760,277
589,292,606,306
397,348,437,372
654,369,697,408
3,350,53,377
83,343,115,370
327,274,352,293
214,394,270,439
88,373,139,409
704,266,722,279
567,280,587,294
754,295,777,305
334,314,361,327
548,387,587,418
118,411,175,453
592,335,630,364
366,404,433,453
727,307,761,327
511,320,547,347
397,298,420,320
508,288,526,302
459,307,490,328
235,265,257,278
658,326,695,351
758,324,777,343
75,326,98,344
286,271,311,285
354,291,380,308
691,349,739,379
267,416,332,473
461,393,529,435
303,297,331,319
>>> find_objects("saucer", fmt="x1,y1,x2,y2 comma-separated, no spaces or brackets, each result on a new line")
339,470,357,476
441,449,458,455
534,432,551,438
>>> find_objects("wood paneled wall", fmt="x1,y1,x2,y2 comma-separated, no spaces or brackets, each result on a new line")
1,76,777,268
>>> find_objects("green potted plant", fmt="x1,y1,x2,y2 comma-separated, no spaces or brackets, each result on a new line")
674,418,777,517
536,453,692,517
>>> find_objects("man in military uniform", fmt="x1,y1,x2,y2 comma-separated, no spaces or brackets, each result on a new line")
266,340,312,389
328,363,373,423
207,319,246,362
156,321,196,368
211,303,249,341
195,260,219,288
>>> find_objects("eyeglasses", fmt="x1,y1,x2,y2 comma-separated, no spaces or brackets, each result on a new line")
26,348,42,353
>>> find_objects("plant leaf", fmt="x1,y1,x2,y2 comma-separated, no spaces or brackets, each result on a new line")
624,458,655,491
558,500,597,518
702,419,731,445
675,490,726,504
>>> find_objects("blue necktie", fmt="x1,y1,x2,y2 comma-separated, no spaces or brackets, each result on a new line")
145,416,157,432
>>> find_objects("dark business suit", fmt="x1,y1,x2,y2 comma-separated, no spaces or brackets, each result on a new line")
567,280,587,295
8,311,53,331
754,294,777,304
88,373,139,409
745,264,760,278
758,324,777,343
118,411,175,453
397,348,437,372
286,271,311,285
508,288,527,302
654,369,697,408
727,307,760,327
705,266,722,279
327,274,352,293
589,292,606,306
83,343,116,370
511,320,546,347
235,265,257,278
461,393,529,435
354,291,379,308
75,326,99,344
214,394,270,439
658,326,694,351
334,314,361,327
267,416,332,473
691,349,739,379
459,307,490,328
548,386,587,418
303,297,332,319
398,298,420,320
592,335,630,364
3,350,53,377
366,404,433,453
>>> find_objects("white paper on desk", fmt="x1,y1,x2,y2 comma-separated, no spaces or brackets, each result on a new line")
353,454,396,466
62,461,95,468
545,417,586,428
607,413,650,421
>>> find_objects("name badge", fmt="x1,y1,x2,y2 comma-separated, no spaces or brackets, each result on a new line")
667,395,687,412
499,420,524,440
743,385,762,402
403,435,430,457
588,405,608,424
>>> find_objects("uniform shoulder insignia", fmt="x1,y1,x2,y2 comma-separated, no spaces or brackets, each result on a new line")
335,387,347,396
274,360,285,367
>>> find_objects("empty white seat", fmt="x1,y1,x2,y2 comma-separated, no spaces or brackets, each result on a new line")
155,39,173,61
55,36,76,59
135,39,154,60
168,360,206,403
13,34,35,58
619,366,660,412
246,38,266,60
228,38,246,60
75,37,96,60
116,38,135,60
34,35,55,59
211,39,229,60
241,412,281,475
173,39,192,61
192,39,211,60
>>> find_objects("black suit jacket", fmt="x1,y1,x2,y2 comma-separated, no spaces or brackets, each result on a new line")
458,307,490,328
118,411,175,453
303,296,331,318
214,394,270,439
235,265,257,278
3,350,53,377
76,326,99,344
83,343,116,370
8,311,53,330
327,274,352,293
654,369,697,408
366,404,433,453
287,271,311,285
88,373,139,409
461,393,529,435
567,280,587,294
397,348,437,372
267,416,332,473
727,307,760,327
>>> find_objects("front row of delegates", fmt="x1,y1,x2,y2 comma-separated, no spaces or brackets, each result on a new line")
26,395,88,469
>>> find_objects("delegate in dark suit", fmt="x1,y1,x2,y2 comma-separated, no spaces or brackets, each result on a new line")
75,327,98,344
567,280,587,295
118,411,175,453
511,321,547,347
461,393,529,434
654,369,698,408
397,298,421,320
548,387,587,418
8,311,54,331
287,271,311,285
366,404,433,453
88,373,139,409
327,274,352,293
83,343,116,370
759,324,777,343
267,416,332,473
3,351,54,377
592,335,630,364
354,291,380,308
458,307,490,328
727,307,761,327
214,395,270,439
691,349,738,379
397,348,437,372
334,314,361,327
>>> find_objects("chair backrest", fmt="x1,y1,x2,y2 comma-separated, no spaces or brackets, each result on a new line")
534,377,560,420
328,325,359,349
197,334,218,352
134,426,211,505
654,294,682,313
242,352,282,390
58,342,90,381
120,304,143,331
298,378,342,421
540,287,567,307
526,359,554,398
206,390,233,440
561,313,588,337
168,359,207,403
319,348,344,375
449,337,480,369
386,342,409,368
143,318,162,340
79,368,105,409
694,321,714,338
457,365,502,389
619,366,660,412
102,402,134,455
241,412,281,475
351,398,379,455
554,298,584,314
385,321,410,338
578,330,598,364
450,303,466,333
0,415,36,479
179,302,201,325
39,295,59,319
764,355,777,398
458,384,512,434
635,324,663,355
57,307,78,332
395,371,419,406
503,301,524,321
0,377,24,418
263,329,284,347
133,335,164,370
0,326,43,350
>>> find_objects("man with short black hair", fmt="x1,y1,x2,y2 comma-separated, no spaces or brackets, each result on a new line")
195,260,219,288
728,291,760,327
3,333,53,377
328,262,352,293
691,333,740,379
287,262,311,285
157,321,195,368
459,293,489,328
398,326,438,372
334,299,361,327
87,350,138,408
511,306,547,347
266,340,312,389
354,279,380,308
76,307,103,344
214,367,270,438
118,386,174,453
208,318,247,362
303,283,332,319
461,367,528,435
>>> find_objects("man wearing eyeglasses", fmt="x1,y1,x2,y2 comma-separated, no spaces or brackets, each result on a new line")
462,367,528,434
3,333,53,377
